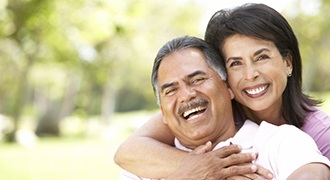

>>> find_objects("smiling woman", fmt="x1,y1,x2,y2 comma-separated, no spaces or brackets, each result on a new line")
222,34,292,124
117,35,330,180
114,3,330,179
204,3,330,157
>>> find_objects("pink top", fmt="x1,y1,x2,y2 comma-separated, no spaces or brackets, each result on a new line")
301,107,330,159
233,105,330,159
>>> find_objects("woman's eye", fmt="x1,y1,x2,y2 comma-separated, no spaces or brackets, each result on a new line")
229,61,241,67
256,54,269,61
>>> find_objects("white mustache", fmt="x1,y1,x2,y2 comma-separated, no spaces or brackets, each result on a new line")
177,99,208,115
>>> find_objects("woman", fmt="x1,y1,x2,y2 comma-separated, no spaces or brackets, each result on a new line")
204,3,330,157
114,3,330,179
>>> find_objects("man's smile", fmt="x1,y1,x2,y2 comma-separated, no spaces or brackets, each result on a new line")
183,106,207,120
178,99,208,120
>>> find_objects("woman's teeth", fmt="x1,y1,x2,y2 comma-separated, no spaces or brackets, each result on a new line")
245,85,267,95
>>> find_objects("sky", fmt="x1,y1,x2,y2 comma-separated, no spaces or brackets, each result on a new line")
197,0,295,12
195,0,321,32
194,0,293,33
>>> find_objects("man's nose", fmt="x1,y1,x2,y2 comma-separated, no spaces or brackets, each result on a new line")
178,85,197,103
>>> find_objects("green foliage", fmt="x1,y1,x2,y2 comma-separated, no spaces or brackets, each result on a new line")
0,0,203,136
0,0,329,136
285,0,330,91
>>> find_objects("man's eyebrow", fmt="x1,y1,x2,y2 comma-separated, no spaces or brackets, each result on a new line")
160,82,177,93
186,70,207,79
160,71,206,93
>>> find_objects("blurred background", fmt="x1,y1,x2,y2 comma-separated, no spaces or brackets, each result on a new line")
0,0,329,179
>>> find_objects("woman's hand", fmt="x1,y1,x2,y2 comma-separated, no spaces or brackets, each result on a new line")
167,142,271,180
226,165,273,180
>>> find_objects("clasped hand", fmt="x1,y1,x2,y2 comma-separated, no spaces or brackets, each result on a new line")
166,141,273,180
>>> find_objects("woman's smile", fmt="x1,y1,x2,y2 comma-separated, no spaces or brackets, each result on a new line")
243,84,269,98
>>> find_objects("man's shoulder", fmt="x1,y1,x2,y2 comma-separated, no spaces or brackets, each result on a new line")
255,121,307,145
263,120,306,132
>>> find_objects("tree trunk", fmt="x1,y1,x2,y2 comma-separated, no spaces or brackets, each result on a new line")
101,75,116,125
7,52,34,142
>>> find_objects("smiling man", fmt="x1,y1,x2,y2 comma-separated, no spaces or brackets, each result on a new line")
118,36,330,180
156,44,236,150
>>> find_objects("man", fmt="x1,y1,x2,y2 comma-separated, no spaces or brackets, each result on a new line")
119,36,330,179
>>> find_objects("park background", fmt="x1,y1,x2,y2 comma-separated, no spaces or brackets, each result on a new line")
0,0,329,179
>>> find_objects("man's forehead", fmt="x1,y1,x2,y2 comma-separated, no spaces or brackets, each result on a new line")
160,48,209,68
161,51,215,78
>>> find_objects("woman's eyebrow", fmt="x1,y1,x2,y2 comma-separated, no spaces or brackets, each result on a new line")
226,56,242,63
254,48,270,56
226,48,271,63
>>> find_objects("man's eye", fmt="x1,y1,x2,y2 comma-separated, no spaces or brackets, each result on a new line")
165,88,177,95
191,77,206,85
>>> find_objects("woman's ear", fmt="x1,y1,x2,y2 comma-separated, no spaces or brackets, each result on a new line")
228,87,235,100
285,53,293,75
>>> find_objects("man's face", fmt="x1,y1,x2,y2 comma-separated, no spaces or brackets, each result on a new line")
157,48,235,149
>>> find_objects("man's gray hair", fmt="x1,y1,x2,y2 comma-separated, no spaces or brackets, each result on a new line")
151,36,227,105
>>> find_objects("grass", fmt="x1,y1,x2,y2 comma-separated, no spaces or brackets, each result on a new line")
0,93,329,180
0,138,120,180
0,110,156,180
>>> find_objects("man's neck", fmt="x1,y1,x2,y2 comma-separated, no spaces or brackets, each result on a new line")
210,120,239,149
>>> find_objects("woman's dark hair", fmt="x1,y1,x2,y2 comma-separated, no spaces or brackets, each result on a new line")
204,3,321,128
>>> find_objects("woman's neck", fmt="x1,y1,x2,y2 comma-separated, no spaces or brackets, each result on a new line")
242,105,287,126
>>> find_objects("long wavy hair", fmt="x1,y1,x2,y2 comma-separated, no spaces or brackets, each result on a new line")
204,3,321,128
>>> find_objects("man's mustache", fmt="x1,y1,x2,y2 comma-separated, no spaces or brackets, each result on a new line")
177,99,208,115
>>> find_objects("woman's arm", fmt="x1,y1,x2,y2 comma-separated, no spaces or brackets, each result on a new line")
114,112,186,177
114,112,265,179
287,163,330,180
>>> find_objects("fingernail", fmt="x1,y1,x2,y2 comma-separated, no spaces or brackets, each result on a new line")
251,165,257,172
251,153,257,159
268,173,273,178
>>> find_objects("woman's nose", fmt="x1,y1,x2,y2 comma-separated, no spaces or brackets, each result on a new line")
244,64,259,81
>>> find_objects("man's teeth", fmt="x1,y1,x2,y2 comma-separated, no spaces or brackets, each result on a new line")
245,85,267,95
183,106,205,119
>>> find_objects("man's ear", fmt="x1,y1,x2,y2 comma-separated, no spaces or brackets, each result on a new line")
228,87,235,100
160,106,168,124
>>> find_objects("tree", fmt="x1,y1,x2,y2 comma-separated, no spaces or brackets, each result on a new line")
0,0,203,140
286,0,330,91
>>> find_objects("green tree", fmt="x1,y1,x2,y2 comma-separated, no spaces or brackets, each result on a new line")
0,0,203,140
286,0,330,91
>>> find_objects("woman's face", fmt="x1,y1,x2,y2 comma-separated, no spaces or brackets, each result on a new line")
222,34,292,112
